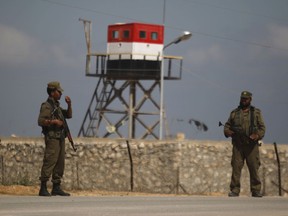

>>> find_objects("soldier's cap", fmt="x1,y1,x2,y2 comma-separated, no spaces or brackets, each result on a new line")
47,81,64,92
240,91,252,98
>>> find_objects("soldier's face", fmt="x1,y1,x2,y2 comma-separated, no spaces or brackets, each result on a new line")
240,97,251,108
51,89,62,100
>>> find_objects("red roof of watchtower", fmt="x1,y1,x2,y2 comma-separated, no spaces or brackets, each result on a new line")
107,22,164,44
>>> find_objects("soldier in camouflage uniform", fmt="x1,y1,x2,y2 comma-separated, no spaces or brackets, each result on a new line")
224,91,265,197
38,81,72,196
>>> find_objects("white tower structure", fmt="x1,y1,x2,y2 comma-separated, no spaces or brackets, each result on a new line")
78,20,186,139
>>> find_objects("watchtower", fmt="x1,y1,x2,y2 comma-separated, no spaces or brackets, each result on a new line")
78,20,187,139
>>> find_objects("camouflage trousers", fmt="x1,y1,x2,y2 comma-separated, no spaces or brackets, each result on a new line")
39,137,66,184
230,143,261,194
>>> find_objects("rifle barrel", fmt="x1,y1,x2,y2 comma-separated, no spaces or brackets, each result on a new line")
54,107,77,152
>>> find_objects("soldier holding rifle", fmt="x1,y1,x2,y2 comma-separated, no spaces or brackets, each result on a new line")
38,81,72,196
223,91,265,197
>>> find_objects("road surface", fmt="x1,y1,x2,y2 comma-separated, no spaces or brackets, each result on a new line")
0,195,287,216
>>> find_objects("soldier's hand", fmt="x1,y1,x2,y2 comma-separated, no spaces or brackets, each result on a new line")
65,96,71,105
250,133,259,141
225,130,234,137
53,119,64,127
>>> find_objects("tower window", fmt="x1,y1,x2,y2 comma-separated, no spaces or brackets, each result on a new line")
151,32,158,40
112,30,119,39
139,31,146,39
123,30,130,39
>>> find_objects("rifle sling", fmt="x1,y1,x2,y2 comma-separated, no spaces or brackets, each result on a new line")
249,106,255,135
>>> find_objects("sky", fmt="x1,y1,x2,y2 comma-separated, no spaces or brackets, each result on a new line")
0,0,288,144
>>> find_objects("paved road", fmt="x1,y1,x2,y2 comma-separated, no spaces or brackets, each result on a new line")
0,195,287,216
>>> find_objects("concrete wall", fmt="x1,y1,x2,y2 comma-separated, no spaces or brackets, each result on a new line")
0,137,287,196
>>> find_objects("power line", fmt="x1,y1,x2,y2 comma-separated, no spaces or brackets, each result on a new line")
39,0,138,21
40,0,288,52
188,0,288,23
165,24,284,51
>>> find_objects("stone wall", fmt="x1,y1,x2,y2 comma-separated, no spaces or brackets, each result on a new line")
0,137,287,196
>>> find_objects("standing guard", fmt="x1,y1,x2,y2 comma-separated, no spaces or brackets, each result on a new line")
38,81,72,196
224,91,266,197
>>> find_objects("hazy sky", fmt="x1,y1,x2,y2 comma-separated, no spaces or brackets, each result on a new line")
1,0,288,144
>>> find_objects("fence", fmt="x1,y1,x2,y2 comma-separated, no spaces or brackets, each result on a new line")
0,137,287,196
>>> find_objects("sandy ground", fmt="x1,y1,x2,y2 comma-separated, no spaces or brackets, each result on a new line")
0,185,39,196
0,185,184,197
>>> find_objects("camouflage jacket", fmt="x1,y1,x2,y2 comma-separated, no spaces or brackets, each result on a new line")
38,97,69,139
224,106,266,145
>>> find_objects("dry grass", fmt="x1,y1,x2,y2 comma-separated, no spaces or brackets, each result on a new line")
0,185,185,197
0,185,228,197
0,185,39,196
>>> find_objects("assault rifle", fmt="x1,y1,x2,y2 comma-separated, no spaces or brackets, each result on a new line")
52,108,77,152
218,121,260,146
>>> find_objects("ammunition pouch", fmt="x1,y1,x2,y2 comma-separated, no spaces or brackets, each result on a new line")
233,133,258,146
42,127,65,139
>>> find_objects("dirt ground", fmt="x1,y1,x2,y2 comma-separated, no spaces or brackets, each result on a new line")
0,185,181,197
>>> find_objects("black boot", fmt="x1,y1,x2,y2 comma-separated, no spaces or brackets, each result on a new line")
51,183,70,196
39,181,51,196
